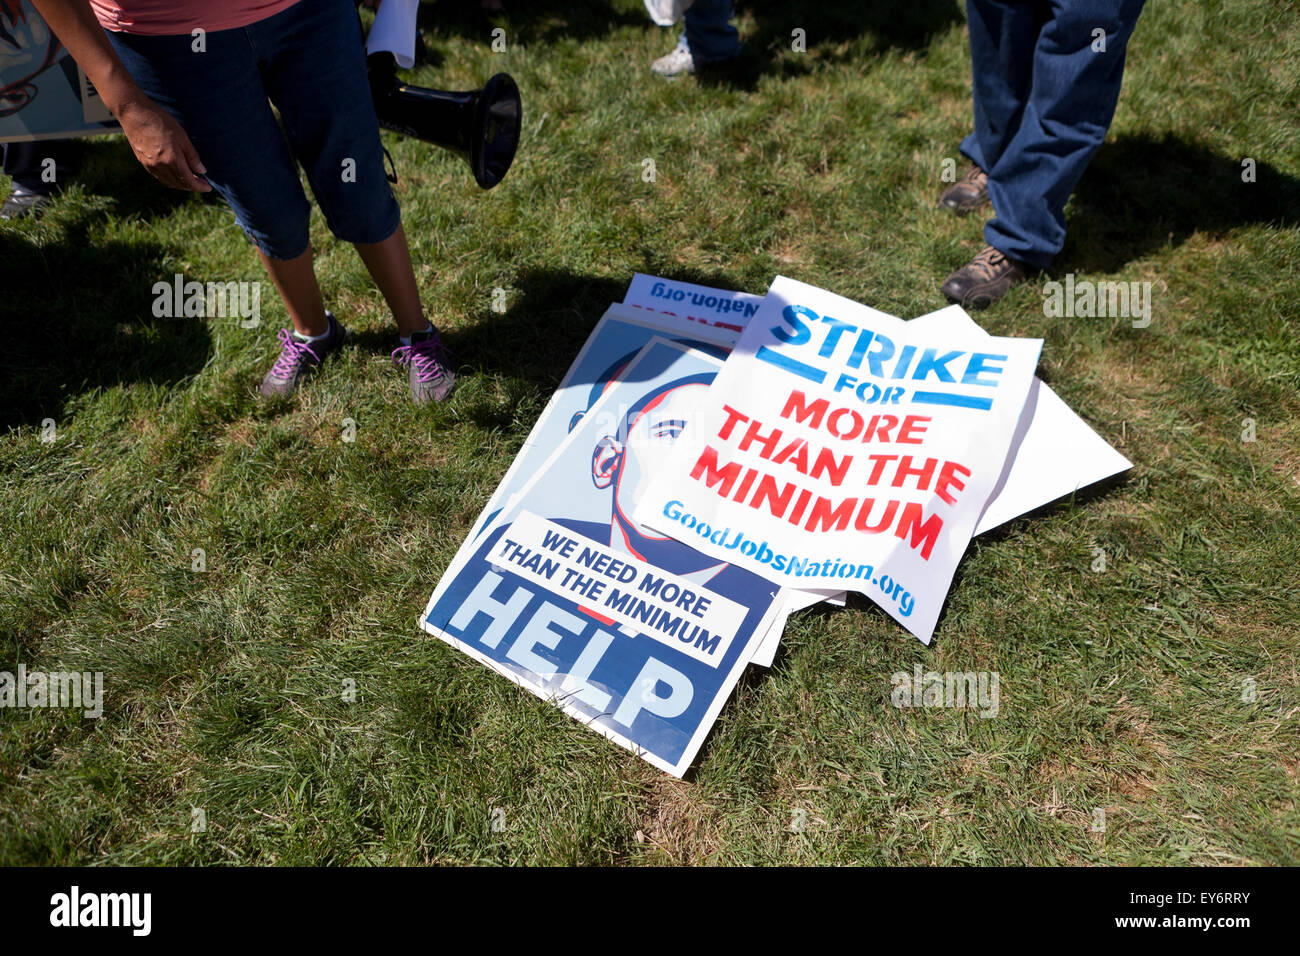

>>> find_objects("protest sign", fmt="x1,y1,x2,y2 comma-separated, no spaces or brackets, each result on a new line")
469,298,843,667
633,276,1043,643
910,306,1132,535
421,274,1127,773
1,2,119,143
625,278,1131,543
975,378,1130,533
623,272,764,332
470,304,735,539
622,278,851,615
423,338,782,776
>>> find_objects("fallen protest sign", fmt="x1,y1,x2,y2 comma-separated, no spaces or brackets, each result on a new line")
422,338,782,776
622,281,1129,649
623,282,1132,543
633,276,1044,643
909,306,1132,536
466,296,844,666
421,273,1128,774
470,303,735,540
622,272,764,332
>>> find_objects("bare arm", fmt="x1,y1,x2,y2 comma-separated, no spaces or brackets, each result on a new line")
30,0,211,191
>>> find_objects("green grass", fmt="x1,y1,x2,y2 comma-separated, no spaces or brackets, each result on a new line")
2,0,1298,865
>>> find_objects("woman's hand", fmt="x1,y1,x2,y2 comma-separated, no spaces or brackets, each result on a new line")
27,1,211,192
116,95,212,193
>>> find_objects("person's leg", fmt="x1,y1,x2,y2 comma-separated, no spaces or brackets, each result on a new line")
961,0,1048,173
940,0,1046,216
681,0,738,64
253,0,415,331
257,247,329,336
106,27,322,323
353,226,426,338
653,0,736,75
106,26,346,397
253,0,453,403
1,139,77,219
981,0,1148,269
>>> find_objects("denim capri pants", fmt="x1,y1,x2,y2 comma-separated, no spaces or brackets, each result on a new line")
107,0,400,260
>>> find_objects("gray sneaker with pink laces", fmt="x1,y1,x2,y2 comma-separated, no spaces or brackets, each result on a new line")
391,328,455,405
259,312,348,398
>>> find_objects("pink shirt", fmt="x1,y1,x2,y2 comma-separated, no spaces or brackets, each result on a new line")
91,0,303,35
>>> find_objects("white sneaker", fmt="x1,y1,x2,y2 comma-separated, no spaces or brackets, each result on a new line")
644,0,693,27
651,45,696,77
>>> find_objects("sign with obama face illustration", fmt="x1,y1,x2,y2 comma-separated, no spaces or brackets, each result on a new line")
634,276,1043,644
422,339,781,777
468,303,735,542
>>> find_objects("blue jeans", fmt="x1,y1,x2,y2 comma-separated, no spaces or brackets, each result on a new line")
961,0,1146,270
680,0,739,64
108,0,399,260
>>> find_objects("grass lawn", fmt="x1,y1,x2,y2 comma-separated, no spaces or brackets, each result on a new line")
1,0,1297,865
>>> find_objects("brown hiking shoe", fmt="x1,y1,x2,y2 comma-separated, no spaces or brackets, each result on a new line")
940,245,1030,310
939,164,990,216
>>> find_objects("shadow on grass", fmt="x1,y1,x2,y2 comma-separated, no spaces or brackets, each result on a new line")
0,219,211,430
69,136,206,226
925,469,1133,637
746,0,964,52
1063,134,1300,273
441,270,631,386
434,263,770,392
699,0,964,91
344,269,629,388
415,0,647,46
408,0,963,82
